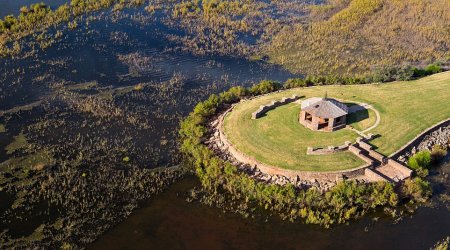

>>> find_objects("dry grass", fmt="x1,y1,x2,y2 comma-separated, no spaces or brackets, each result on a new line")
267,0,450,75
6,133,28,155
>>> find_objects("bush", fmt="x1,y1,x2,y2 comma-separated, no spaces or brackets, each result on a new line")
372,65,416,82
249,80,282,95
401,177,432,203
193,94,221,117
292,64,442,86
284,78,306,88
219,86,248,103
412,63,443,78
408,151,431,170
431,144,447,163
372,66,397,82
284,75,368,87
424,63,443,75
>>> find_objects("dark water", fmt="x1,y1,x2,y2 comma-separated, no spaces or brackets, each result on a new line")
0,2,449,249
0,0,68,18
92,162,450,250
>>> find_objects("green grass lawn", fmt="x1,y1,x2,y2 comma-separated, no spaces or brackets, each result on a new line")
347,109,377,131
223,72,450,171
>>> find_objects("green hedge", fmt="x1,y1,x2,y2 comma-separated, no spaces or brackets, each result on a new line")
282,63,444,89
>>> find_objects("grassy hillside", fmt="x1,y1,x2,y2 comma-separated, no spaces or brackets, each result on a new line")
2,0,448,74
266,0,450,75
224,72,450,171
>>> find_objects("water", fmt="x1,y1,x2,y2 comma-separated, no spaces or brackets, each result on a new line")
96,157,450,249
0,1,449,249
0,0,68,18
91,172,450,250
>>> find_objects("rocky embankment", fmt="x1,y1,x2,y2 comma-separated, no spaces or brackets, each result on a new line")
395,122,450,163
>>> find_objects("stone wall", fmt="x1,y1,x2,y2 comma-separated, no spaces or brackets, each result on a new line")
252,95,299,119
348,145,375,165
391,118,450,162
386,159,413,177
306,142,351,155
206,98,449,190
364,168,388,182
211,105,370,190
357,139,387,163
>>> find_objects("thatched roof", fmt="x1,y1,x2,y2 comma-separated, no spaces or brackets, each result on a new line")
301,97,348,118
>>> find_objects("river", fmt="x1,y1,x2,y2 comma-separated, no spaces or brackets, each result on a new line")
92,174,450,250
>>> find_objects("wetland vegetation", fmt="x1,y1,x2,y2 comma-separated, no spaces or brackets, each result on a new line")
1,0,448,76
0,0,449,248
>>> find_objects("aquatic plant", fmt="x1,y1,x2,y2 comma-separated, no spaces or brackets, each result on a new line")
0,0,146,58
401,177,432,203
0,77,193,247
432,236,450,250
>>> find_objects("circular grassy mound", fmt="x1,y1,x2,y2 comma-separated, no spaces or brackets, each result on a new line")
223,95,377,172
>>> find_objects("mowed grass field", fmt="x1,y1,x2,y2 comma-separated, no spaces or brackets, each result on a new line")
223,72,450,171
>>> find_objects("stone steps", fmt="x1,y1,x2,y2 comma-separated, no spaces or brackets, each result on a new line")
378,159,413,182
350,139,412,183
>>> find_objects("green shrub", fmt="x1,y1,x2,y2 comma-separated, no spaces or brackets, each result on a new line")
395,66,415,81
401,177,432,203
424,63,443,75
372,65,416,82
284,78,306,88
250,80,282,95
408,151,431,170
415,167,429,178
219,86,248,103
413,63,443,78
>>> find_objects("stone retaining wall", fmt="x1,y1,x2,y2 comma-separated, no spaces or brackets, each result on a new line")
356,139,387,163
348,145,375,165
391,118,450,162
252,95,299,119
306,142,352,155
364,168,388,182
216,105,369,185
387,159,413,177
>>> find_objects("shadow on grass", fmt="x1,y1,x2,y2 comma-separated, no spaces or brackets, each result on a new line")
254,95,305,119
347,108,369,124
